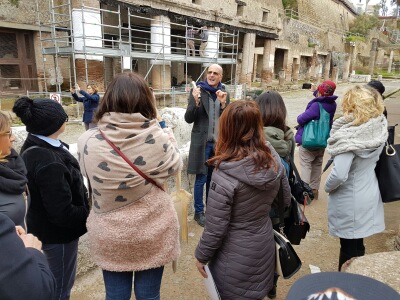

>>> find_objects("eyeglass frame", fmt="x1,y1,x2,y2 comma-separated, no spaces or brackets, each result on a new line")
1,129,13,138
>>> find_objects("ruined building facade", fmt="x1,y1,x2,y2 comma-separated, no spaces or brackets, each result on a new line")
0,0,390,100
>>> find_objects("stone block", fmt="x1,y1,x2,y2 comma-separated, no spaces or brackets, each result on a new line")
349,74,372,83
343,251,400,293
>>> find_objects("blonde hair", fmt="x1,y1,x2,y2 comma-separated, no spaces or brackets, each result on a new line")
342,85,384,126
0,111,11,161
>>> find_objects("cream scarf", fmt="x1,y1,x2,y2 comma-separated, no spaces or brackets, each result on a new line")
327,114,388,157
79,112,181,214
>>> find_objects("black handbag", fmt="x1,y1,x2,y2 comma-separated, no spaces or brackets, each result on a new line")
276,179,310,245
375,143,400,203
288,157,314,205
284,198,310,245
274,229,302,279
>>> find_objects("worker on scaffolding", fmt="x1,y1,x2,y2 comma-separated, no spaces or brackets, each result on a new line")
199,26,208,57
186,25,199,57
70,84,100,130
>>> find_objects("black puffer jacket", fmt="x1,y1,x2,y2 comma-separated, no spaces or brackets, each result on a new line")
195,144,291,300
20,134,88,244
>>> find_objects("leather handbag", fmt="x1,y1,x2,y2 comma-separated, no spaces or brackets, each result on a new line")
276,178,310,245
274,229,302,279
284,198,310,245
302,103,331,149
288,157,314,205
375,142,400,203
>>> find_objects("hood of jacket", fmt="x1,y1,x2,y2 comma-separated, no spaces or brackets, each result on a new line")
216,152,283,191
263,126,294,157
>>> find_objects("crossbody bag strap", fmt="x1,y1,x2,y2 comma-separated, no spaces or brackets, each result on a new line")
277,178,286,235
99,129,165,192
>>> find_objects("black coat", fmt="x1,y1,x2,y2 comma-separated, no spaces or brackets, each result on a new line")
184,86,230,174
20,134,89,244
0,213,56,300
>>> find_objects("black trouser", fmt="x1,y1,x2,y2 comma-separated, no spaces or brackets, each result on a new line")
338,238,365,271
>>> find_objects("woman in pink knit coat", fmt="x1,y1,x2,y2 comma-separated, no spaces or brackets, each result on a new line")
77,72,181,300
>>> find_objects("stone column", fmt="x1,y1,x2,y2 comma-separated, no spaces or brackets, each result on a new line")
151,15,171,90
342,54,351,82
324,52,331,80
278,69,285,86
261,39,274,87
388,50,394,73
292,63,300,82
331,66,338,83
368,38,378,75
310,50,317,81
151,65,171,90
240,33,256,85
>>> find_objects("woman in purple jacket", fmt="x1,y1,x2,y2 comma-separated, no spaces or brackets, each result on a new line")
70,83,100,130
295,80,337,199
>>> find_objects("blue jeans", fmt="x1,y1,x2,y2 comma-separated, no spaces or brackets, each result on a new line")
194,141,214,214
42,239,79,300
102,266,164,300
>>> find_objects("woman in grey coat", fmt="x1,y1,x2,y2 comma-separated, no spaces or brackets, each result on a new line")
325,85,388,271
195,100,291,300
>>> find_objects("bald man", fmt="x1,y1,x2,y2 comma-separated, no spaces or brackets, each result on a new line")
184,64,230,226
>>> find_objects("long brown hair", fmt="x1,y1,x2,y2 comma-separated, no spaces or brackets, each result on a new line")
208,100,276,171
94,72,157,122
255,91,287,131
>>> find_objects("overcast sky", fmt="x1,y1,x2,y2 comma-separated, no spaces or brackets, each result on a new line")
368,0,398,15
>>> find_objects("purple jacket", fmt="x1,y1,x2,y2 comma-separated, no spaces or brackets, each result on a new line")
295,95,338,144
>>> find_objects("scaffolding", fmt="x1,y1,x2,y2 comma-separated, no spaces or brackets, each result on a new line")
35,0,239,105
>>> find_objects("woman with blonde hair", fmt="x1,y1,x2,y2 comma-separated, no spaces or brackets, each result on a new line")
77,72,181,300
324,85,388,271
0,112,29,230
195,100,291,299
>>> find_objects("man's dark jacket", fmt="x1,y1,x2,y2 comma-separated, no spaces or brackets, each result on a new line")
184,86,230,174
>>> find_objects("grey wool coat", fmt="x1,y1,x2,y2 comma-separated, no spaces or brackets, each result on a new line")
184,87,230,175
195,145,291,300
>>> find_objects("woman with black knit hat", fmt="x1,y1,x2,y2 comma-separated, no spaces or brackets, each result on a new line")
13,97,89,300
367,80,387,118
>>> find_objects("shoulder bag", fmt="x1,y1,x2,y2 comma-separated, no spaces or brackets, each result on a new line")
302,103,331,149
288,156,314,205
375,142,400,203
273,182,302,279
274,229,302,279
276,178,310,245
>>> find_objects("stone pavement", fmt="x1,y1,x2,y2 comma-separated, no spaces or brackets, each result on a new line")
65,80,400,299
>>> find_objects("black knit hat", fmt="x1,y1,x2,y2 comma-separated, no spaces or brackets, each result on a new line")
13,97,68,136
367,80,385,95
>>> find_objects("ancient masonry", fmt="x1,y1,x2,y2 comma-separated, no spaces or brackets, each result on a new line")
0,0,394,101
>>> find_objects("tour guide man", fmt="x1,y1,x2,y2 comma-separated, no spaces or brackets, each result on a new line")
184,64,230,227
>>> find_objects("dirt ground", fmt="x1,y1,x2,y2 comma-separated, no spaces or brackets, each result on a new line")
68,85,400,300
